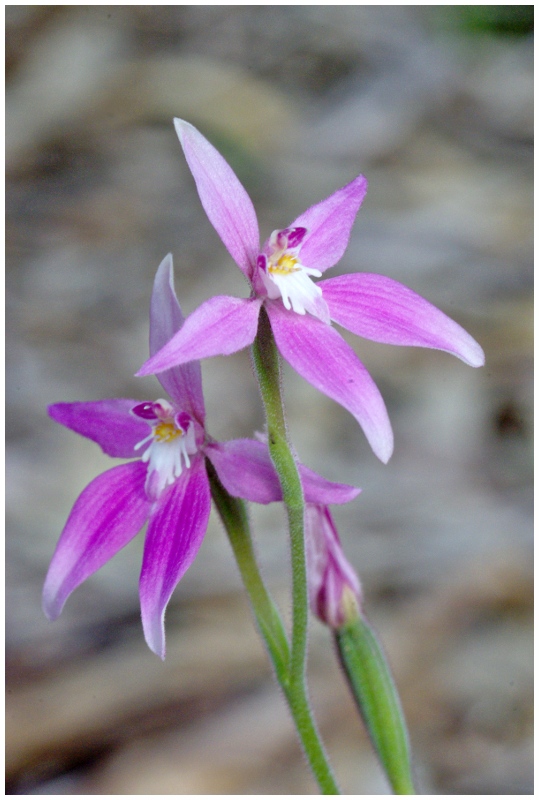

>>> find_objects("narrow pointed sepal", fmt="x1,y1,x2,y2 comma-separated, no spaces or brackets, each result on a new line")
321,273,485,368
48,400,149,458
42,461,151,621
335,615,416,795
137,295,262,377
174,118,260,280
267,302,394,463
289,174,368,274
139,456,211,659
150,254,206,423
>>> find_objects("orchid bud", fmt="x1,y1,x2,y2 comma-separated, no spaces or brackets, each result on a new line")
305,504,363,629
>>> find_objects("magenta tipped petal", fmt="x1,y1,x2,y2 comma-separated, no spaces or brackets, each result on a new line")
137,295,262,377
139,456,211,659
267,303,394,463
288,175,368,274
320,273,485,367
174,119,260,280
42,461,150,621
48,400,148,458
150,254,206,422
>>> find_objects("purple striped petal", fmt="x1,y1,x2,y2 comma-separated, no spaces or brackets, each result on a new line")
150,254,206,422
320,273,485,368
48,400,148,458
42,461,150,620
174,119,260,281
137,295,262,376
206,439,360,505
266,303,393,463
139,456,211,659
287,175,368,274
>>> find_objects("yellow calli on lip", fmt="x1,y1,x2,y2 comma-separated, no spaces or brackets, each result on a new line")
270,253,301,274
261,227,324,316
132,399,197,500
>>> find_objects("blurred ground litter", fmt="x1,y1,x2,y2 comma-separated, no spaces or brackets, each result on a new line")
6,6,533,795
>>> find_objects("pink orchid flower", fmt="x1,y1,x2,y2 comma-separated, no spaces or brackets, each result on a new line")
305,504,363,629
44,255,360,658
138,120,485,463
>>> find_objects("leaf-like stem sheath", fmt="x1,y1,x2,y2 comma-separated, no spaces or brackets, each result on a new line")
335,616,416,794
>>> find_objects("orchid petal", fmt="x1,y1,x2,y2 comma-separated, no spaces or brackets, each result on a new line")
150,254,206,422
137,296,262,376
48,400,148,458
42,461,150,620
206,439,360,505
267,303,394,463
205,439,280,504
287,175,368,274
320,273,485,367
139,456,211,659
300,466,362,505
174,119,260,280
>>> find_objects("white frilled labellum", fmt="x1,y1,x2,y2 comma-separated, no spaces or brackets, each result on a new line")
259,227,325,317
132,400,198,499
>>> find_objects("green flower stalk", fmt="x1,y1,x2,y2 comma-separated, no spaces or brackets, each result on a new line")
252,307,340,794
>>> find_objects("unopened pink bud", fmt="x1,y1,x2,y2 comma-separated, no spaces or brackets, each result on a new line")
305,504,362,629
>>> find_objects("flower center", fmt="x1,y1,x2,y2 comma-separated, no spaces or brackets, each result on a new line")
259,227,323,316
154,420,184,444
269,253,301,276
131,400,198,499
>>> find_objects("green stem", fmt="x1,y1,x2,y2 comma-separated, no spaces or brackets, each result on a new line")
251,308,307,677
251,306,340,794
208,459,338,794
206,458,289,675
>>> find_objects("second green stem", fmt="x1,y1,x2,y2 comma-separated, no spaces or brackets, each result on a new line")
251,307,339,794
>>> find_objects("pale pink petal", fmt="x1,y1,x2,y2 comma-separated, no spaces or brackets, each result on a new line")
42,461,150,620
48,400,148,458
206,439,360,505
286,175,368,274
139,456,211,659
320,273,485,367
175,119,260,280
267,303,394,463
150,254,205,422
137,296,262,377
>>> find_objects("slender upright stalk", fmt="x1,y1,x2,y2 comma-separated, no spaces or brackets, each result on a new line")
251,307,340,794
251,311,307,679
206,458,289,675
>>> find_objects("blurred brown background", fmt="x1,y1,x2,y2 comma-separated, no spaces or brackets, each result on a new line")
6,6,533,795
